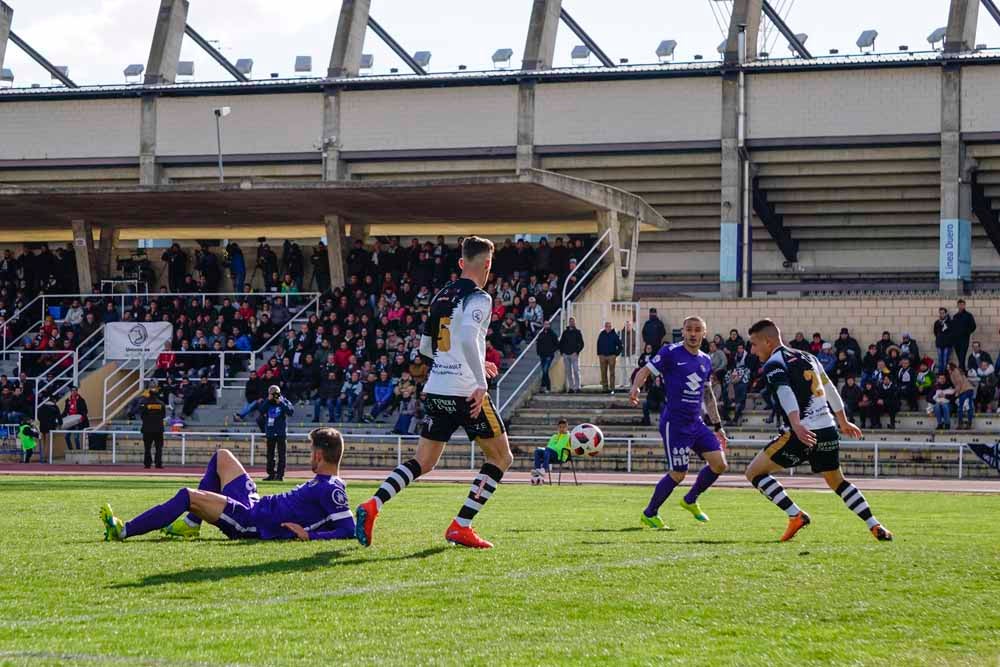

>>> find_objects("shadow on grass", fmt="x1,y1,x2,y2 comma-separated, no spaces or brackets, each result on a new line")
111,545,448,589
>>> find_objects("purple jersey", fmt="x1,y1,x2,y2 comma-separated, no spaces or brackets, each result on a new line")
250,475,354,540
646,342,713,430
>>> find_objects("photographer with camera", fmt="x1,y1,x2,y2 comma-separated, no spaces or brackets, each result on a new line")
161,243,188,293
195,243,222,293
225,242,246,294
311,242,330,293
283,240,305,292
256,241,279,291
244,385,295,481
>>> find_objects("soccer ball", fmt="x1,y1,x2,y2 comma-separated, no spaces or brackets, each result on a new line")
530,470,544,486
570,423,604,457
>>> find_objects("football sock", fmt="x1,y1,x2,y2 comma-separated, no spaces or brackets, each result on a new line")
185,452,220,527
835,480,880,529
683,466,720,504
454,463,504,528
644,473,678,517
373,459,423,510
752,474,801,517
123,489,191,539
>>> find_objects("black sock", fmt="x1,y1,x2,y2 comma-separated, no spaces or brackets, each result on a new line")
373,459,422,510
455,463,504,527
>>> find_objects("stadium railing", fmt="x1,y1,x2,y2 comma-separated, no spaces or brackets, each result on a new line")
41,430,986,480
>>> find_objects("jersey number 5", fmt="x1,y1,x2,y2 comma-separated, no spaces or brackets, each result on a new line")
801,370,825,398
437,316,452,352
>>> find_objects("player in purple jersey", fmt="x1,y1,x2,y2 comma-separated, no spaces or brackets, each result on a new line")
99,428,355,542
629,316,728,530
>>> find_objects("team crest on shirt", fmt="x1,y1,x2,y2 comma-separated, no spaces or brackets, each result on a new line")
332,488,348,506
652,355,661,364
471,309,484,323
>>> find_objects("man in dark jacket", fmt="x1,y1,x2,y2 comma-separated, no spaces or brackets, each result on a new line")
535,320,560,394
161,243,187,293
951,299,976,371
312,371,343,422
873,374,900,429
36,393,62,463
139,386,167,469
558,317,585,393
933,308,953,372
895,357,919,412
641,308,666,350
834,327,862,359
597,321,624,393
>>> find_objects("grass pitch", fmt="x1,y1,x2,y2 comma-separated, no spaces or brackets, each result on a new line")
1,476,998,666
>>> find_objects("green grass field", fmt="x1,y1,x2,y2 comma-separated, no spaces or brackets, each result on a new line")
1,476,999,666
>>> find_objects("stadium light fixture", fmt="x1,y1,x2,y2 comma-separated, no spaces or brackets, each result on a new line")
927,27,947,50
51,66,69,84
235,59,254,76
716,39,727,55
571,44,590,65
492,48,514,69
789,33,808,55
177,61,195,77
976,43,988,49
829,48,840,55
213,107,231,184
123,64,144,82
0,68,13,87
899,45,909,51
294,56,312,74
413,51,432,68
656,40,677,62
359,54,374,70
856,30,878,52
693,54,704,60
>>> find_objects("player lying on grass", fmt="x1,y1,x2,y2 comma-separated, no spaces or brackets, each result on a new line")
99,427,355,542
629,315,728,530
745,319,893,542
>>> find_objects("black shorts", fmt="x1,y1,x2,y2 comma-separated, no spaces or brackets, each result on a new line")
762,426,840,473
419,393,506,443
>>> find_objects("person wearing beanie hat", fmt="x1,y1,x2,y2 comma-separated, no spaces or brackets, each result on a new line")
834,328,861,359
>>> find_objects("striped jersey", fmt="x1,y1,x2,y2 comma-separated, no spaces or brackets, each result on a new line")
761,346,837,431
421,278,491,396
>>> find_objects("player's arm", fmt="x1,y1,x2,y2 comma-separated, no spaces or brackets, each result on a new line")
628,366,652,407
702,386,727,447
767,362,817,447
821,371,862,439
461,294,491,417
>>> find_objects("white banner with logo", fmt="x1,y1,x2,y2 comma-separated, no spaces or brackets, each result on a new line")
104,322,173,361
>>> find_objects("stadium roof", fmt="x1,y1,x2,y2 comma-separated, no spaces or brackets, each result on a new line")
0,169,667,232
2,49,999,101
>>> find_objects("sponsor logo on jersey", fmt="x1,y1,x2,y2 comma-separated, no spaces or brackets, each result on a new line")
471,309,484,323
685,373,702,393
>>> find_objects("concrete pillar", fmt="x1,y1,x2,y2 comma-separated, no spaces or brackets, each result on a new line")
324,215,347,289
0,2,12,74
944,0,980,53
322,89,346,181
516,79,537,172
71,220,96,294
939,63,973,294
595,209,639,301
328,0,370,78
719,73,743,299
144,0,189,85
521,0,561,70
96,226,120,282
723,0,763,65
140,94,159,185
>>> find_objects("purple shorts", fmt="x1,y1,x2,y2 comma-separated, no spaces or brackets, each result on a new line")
216,474,261,540
659,416,722,472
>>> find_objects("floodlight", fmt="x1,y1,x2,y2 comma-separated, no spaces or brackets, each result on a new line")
789,33,808,54
359,54,374,69
927,27,947,46
123,64,144,78
656,40,677,61
693,54,703,60
213,106,231,118
492,48,514,68
619,58,629,64
899,45,909,51
717,39,727,54
0,68,12,85
235,58,254,75
294,56,312,73
856,30,878,51
177,61,195,76
571,45,590,61
52,66,69,80
413,51,432,67
829,48,840,54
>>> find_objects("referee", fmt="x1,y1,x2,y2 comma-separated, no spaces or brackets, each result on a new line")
139,385,167,469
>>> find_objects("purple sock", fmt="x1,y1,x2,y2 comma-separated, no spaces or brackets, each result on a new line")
123,489,190,539
186,452,220,526
683,466,720,504
644,473,678,517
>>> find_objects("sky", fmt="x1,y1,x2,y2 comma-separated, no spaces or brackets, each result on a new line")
2,0,1000,87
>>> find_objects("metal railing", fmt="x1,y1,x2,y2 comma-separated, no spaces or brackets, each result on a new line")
32,325,105,419
495,231,613,414
43,431,989,480
102,356,156,422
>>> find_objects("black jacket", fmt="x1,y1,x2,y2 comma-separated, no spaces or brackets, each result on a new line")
558,327,584,355
37,400,62,432
597,330,623,356
934,317,953,348
951,310,976,339
139,395,167,434
840,383,862,410
536,329,559,358
641,317,666,348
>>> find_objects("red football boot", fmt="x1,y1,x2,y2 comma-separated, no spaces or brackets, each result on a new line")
444,520,493,549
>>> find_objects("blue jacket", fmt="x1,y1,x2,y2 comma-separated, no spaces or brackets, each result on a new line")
596,330,623,356
373,379,394,404
256,397,294,437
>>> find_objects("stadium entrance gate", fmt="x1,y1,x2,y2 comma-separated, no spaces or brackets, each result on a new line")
566,301,640,390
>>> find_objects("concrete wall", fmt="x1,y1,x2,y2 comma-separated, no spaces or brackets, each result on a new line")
961,66,1000,132
0,99,140,159
748,68,941,139
642,296,1000,355
157,93,323,156
340,86,517,151
534,78,721,145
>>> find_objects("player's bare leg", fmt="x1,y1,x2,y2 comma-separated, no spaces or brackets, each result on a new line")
680,450,728,522
445,433,513,549
356,438,445,547
745,450,810,542
820,469,893,541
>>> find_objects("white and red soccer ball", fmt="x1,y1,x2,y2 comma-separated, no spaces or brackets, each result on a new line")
570,423,604,457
